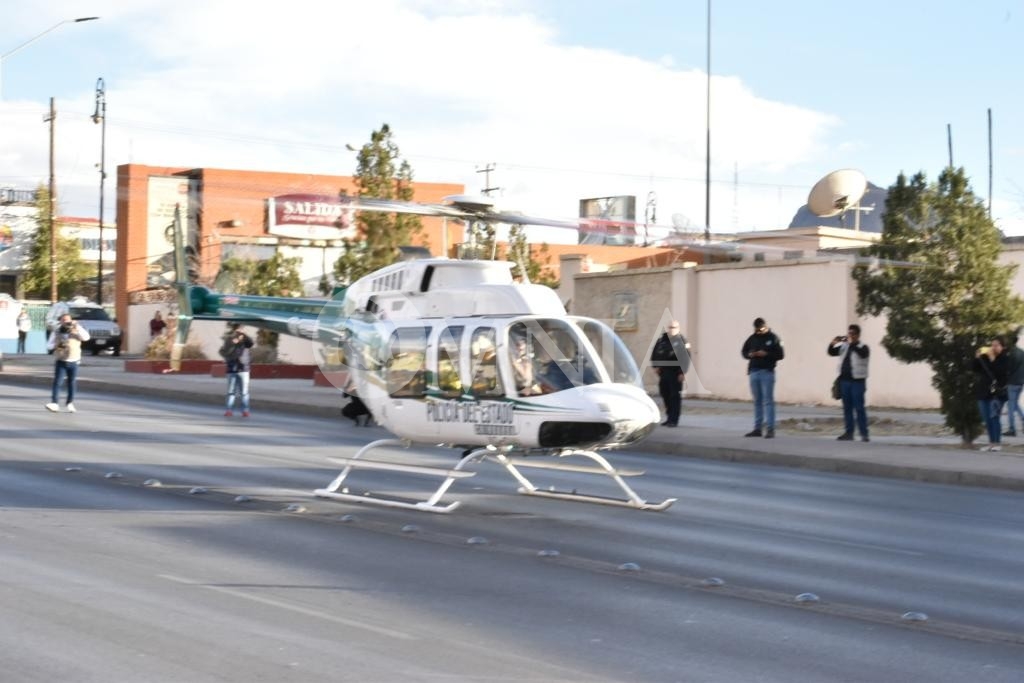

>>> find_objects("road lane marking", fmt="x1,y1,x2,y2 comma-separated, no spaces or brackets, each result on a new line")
159,574,416,640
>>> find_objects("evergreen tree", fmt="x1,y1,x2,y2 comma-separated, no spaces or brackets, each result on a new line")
505,224,557,286
465,220,497,260
853,167,1024,443
217,251,303,358
333,124,423,284
21,186,91,300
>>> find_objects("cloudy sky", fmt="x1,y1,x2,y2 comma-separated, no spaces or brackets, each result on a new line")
2,0,1021,243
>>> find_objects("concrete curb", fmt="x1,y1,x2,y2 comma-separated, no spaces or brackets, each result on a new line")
642,440,1024,492
0,372,345,420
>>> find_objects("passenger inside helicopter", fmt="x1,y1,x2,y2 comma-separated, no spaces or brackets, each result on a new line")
508,320,602,395
470,327,503,397
437,326,464,397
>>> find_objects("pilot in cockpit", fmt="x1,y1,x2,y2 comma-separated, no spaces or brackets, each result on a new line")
510,335,541,396
534,333,575,393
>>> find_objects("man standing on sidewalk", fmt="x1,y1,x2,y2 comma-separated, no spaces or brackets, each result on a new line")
741,317,784,438
1002,333,1024,437
651,320,691,427
828,324,871,442
45,313,90,413
220,323,254,417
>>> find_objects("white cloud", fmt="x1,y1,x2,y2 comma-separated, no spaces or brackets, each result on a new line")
2,0,843,239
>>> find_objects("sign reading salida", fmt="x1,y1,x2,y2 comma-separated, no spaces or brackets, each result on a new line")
267,194,354,239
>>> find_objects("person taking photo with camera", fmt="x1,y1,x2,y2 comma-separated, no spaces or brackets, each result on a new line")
219,323,255,417
828,324,871,442
45,313,90,413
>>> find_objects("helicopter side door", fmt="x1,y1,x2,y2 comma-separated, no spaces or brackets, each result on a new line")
380,325,429,431
424,323,518,445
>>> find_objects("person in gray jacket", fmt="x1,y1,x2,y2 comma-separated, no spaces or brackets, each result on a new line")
828,324,870,442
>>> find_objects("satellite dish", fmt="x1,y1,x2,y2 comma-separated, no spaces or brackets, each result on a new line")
671,213,691,232
807,169,868,218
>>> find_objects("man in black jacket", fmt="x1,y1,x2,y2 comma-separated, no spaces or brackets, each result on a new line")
651,321,691,427
740,317,784,438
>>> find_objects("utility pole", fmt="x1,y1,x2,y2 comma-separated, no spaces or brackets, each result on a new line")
946,123,954,169
704,0,712,243
93,78,107,305
46,97,58,303
476,163,500,196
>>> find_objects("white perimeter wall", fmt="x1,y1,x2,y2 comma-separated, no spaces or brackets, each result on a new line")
573,256,946,409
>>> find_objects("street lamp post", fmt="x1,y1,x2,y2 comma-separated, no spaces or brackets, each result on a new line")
92,77,106,305
0,17,100,100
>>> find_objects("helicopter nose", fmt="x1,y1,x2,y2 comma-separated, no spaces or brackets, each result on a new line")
576,384,661,447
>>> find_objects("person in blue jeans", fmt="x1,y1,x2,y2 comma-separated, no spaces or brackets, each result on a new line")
1002,334,1024,437
973,337,1009,451
45,313,90,413
741,317,785,438
219,324,255,417
828,324,871,442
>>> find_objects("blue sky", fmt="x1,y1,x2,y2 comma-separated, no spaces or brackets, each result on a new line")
2,0,1021,240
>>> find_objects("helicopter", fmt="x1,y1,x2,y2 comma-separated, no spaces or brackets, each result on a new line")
167,196,676,514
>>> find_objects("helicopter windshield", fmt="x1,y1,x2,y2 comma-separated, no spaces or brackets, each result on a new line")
571,317,643,387
506,318,605,396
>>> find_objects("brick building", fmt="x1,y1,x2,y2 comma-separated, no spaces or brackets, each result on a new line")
113,164,464,348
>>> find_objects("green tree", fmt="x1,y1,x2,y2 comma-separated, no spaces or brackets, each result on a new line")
21,186,91,300
217,251,303,359
333,124,423,284
853,167,1024,443
505,224,557,286
464,220,497,260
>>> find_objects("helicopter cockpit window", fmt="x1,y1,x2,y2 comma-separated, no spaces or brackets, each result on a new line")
435,326,464,398
508,319,603,395
575,318,642,386
386,326,428,398
470,327,504,398
508,330,540,397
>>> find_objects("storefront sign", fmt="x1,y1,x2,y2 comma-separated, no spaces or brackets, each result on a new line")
267,194,355,240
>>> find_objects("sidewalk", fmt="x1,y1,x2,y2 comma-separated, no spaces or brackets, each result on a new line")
3,353,1024,493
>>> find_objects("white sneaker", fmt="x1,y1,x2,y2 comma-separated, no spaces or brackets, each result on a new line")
989,444,1001,452
67,403,76,413
45,402,59,412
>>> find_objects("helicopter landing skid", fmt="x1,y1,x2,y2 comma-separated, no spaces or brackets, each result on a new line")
314,440,675,513
314,439,475,514
482,448,677,511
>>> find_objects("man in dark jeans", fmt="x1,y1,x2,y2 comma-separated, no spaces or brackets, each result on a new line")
1002,334,1024,437
828,324,871,442
741,317,785,438
651,321,691,427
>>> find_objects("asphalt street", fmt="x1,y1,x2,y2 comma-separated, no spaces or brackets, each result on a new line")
2,378,1022,681
2,353,1023,492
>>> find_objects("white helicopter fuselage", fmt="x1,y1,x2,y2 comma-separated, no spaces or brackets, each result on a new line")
337,259,661,452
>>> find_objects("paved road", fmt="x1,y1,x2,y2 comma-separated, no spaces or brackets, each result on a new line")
3,353,1023,492
2,384,1023,681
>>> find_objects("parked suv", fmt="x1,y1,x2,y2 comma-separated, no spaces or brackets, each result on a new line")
45,298,122,356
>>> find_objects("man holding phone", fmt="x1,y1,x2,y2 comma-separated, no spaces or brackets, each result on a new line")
741,317,784,438
828,324,871,442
